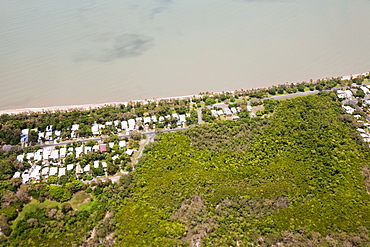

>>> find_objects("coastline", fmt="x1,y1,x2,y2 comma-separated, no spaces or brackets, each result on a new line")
1,71,368,116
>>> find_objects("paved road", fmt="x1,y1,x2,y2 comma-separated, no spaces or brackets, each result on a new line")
197,108,203,125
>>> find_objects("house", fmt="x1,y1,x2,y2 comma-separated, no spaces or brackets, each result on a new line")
60,148,67,158
50,150,59,160
126,149,134,156
92,145,99,152
186,113,191,117
357,128,366,133
83,165,90,172
151,116,157,122
119,140,126,148
361,86,370,95
20,129,29,143
49,167,58,176
105,121,113,126
67,164,74,171
34,151,42,161
108,142,115,148
58,168,66,177
99,144,107,152
85,146,92,154
172,113,179,119
38,132,45,141
230,107,238,114
16,155,24,162
179,115,186,123
121,121,128,130
75,146,84,158
43,148,52,160
342,105,355,114
128,119,136,131
26,153,34,160
41,167,49,176
13,171,21,178
211,110,218,117
223,108,232,116
54,130,61,139
217,110,224,116
22,171,30,184
144,117,151,124
45,126,53,141
135,117,143,122
94,161,100,168
92,124,100,135
29,165,41,180
102,162,107,168
247,105,253,112
159,116,165,122
114,120,120,126
75,164,83,174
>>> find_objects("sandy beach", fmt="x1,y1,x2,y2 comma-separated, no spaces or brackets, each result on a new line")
0,72,368,116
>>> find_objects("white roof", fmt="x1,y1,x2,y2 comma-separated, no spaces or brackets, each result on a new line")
217,110,224,115
94,161,100,168
105,121,113,126
159,116,165,122
13,171,21,178
21,129,29,135
135,117,143,122
38,132,45,138
102,162,107,168
84,165,90,172
22,173,30,184
112,154,119,161
49,167,58,176
26,153,35,159
50,150,59,160
54,130,61,136
108,142,115,148
172,113,179,119
92,125,99,133
71,124,80,131
17,155,24,162
85,146,92,154
67,164,74,171
121,121,128,129
230,107,238,114
60,148,67,157
34,153,42,161
114,120,120,126
211,110,218,116
144,117,151,123
119,140,126,148
58,168,66,177
179,115,186,122
126,149,134,156
151,116,157,122
41,167,49,175
247,105,253,112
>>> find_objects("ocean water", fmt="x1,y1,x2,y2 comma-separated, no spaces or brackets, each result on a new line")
1,0,370,110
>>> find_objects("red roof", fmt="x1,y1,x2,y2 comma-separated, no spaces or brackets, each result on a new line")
99,144,107,152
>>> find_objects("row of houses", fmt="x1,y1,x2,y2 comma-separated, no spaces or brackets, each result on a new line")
14,160,111,184
21,112,193,143
337,85,370,100
16,141,129,164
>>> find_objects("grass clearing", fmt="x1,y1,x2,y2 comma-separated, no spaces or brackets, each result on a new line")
69,191,91,209
12,199,61,229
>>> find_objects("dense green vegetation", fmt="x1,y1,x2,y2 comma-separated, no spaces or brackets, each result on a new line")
114,94,370,246
2,92,370,246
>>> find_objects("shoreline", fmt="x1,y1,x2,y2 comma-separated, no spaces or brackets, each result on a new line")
1,71,368,116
